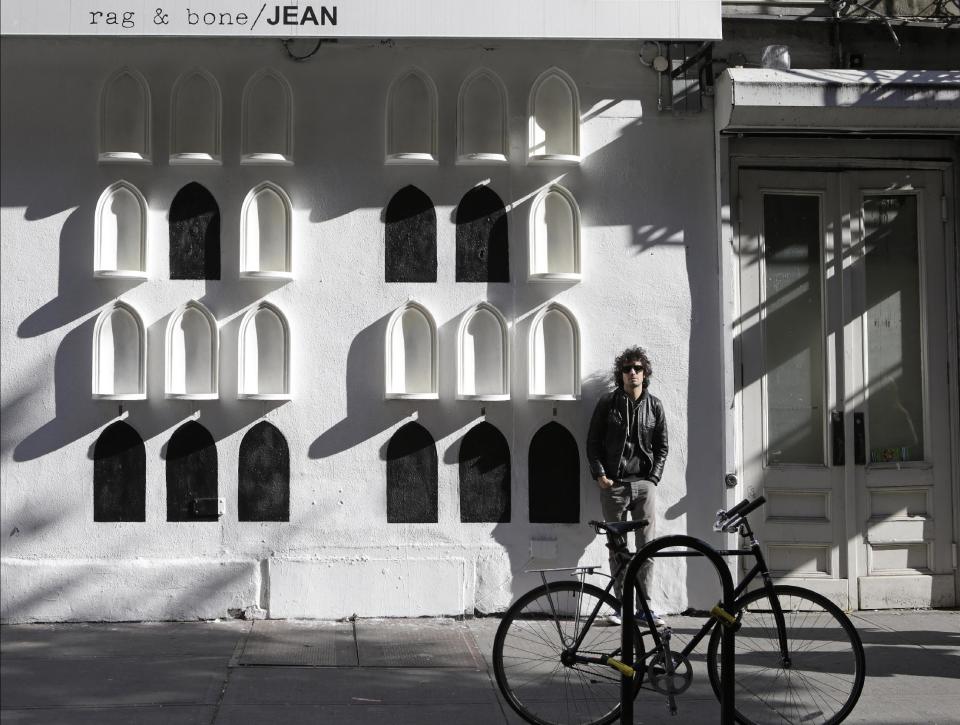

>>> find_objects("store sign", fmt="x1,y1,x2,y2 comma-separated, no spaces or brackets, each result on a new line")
0,0,721,39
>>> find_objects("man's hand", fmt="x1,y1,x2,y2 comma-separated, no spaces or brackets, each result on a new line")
596,475,614,490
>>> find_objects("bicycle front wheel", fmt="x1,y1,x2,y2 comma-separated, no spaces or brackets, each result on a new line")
492,581,644,725
706,584,865,725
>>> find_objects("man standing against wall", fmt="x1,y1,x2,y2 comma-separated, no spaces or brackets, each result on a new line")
587,346,669,626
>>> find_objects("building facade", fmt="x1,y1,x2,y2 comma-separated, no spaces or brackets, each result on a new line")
2,1,958,622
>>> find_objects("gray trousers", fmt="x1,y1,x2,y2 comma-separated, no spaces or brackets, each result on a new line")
600,480,656,604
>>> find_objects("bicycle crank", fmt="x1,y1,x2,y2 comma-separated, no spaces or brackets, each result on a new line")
647,652,693,696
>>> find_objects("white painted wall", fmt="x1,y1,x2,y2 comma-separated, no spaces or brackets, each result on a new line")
0,37,726,622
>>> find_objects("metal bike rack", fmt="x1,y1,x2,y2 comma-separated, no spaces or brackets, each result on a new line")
620,535,737,725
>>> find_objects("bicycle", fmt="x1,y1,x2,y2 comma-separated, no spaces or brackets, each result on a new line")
492,496,865,725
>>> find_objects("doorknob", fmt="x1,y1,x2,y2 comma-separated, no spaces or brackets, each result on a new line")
854,412,866,465
831,411,845,466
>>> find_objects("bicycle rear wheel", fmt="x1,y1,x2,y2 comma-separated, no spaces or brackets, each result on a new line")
706,584,865,725
492,581,644,725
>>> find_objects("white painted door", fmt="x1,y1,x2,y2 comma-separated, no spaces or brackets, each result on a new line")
738,167,956,609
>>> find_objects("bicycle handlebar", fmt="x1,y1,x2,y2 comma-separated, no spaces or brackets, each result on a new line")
714,496,766,532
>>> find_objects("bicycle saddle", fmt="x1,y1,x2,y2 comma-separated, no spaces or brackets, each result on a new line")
590,519,649,537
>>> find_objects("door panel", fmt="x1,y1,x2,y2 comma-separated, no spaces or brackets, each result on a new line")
738,167,955,609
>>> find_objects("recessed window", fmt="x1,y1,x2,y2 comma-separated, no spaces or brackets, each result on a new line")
528,303,580,400
93,301,147,400
238,421,290,521
241,69,293,165
165,301,219,400
528,68,580,164
385,68,438,164
238,302,291,400
240,182,292,279
529,185,581,281
458,303,509,400
99,67,151,163
170,68,221,164
459,421,510,523
457,69,508,164
169,182,220,280
95,181,147,278
385,185,437,283
167,421,218,522
387,421,438,523
386,302,438,400
94,421,146,522
529,422,580,523
456,185,509,283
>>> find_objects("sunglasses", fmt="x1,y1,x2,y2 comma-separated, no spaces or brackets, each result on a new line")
621,365,644,374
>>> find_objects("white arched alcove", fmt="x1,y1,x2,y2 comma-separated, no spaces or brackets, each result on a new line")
94,181,147,278
386,301,438,399
528,303,581,400
238,302,291,400
529,185,582,281
165,301,219,399
528,68,580,164
457,69,508,164
241,69,294,164
99,67,151,163
170,68,221,164
92,301,147,400
385,68,438,164
457,302,509,400
240,182,293,279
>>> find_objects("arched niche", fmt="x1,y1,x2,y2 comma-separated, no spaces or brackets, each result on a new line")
165,301,218,400
529,303,581,400
386,302,438,400
457,69,508,164
170,68,221,164
169,182,220,280
529,185,581,281
94,181,147,278
385,185,437,283
456,185,509,283
166,421,218,522
458,303,509,400
459,421,510,523
241,69,293,164
238,302,291,400
240,182,292,278
528,68,580,164
385,68,438,164
99,67,151,163
93,301,147,400
238,421,289,521
387,421,438,523
94,421,146,522
529,422,580,523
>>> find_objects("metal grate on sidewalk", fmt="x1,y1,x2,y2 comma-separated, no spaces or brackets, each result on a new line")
236,621,358,666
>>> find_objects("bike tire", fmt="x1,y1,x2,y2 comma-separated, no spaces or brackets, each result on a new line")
706,584,865,725
492,580,645,725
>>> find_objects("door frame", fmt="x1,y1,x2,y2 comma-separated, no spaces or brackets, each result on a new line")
718,136,960,608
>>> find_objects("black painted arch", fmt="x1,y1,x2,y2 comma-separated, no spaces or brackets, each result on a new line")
456,185,508,282
459,421,510,523
94,421,146,522
385,185,437,283
386,421,438,523
169,182,221,280
166,420,218,522
238,421,290,522
528,421,580,524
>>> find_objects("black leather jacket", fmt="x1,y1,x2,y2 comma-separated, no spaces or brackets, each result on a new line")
587,388,668,483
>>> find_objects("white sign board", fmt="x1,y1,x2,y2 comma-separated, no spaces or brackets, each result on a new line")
0,0,722,39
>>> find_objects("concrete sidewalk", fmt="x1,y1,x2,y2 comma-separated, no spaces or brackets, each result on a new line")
2,610,958,724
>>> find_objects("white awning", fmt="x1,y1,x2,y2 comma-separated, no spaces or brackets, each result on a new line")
715,69,960,134
0,0,722,39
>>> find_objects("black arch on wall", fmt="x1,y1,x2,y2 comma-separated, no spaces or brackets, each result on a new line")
456,185,509,282
529,422,580,523
459,421,510,523
94,421,146,522
166,421,218,522
169,181,221,280
387,421,438,523
238,421,290,522
385,185,437,282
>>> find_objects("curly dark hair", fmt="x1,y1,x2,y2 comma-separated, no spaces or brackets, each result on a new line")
613,346,652,389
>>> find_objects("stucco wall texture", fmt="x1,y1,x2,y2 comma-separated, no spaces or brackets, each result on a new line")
0,38,725,622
